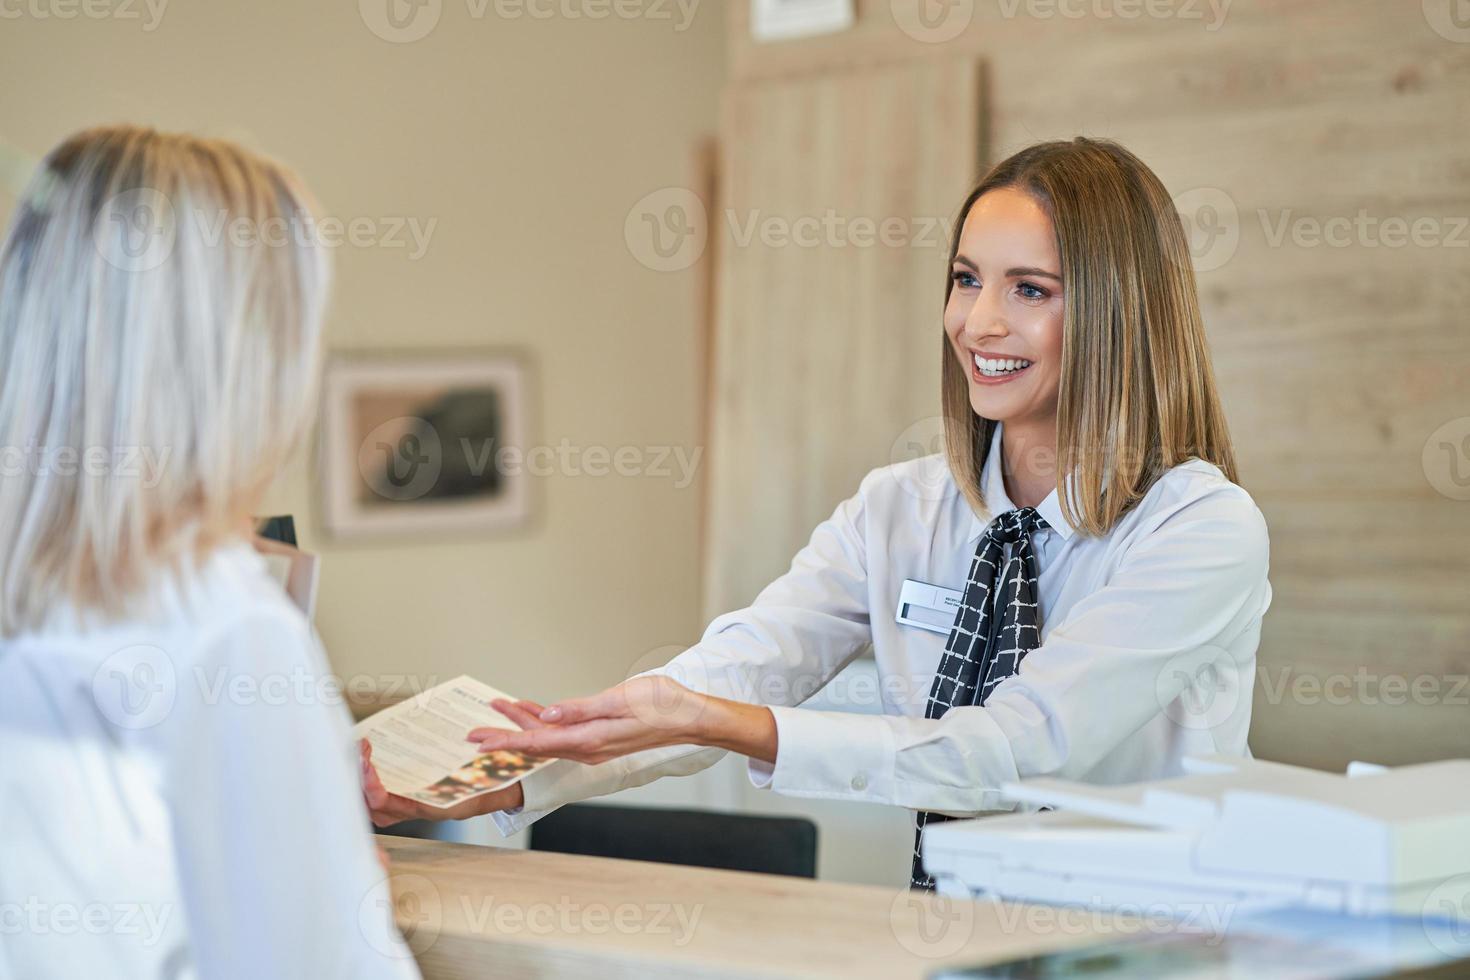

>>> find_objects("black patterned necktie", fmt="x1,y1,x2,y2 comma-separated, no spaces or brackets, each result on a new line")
911,506,1049,891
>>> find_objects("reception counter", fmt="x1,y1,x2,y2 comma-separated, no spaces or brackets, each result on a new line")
380,835,1120,979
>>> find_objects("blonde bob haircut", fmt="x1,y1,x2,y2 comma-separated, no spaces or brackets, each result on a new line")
941,137,1239,537
0,126,331,635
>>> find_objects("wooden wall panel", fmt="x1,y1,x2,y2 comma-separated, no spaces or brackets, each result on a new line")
703,58,983,624
720,0,1470,770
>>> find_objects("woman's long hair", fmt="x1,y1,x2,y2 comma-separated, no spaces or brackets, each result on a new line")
0,126,331,634
941,137,1238,535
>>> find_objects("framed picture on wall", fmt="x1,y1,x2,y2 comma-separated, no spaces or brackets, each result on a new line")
320,352,531,539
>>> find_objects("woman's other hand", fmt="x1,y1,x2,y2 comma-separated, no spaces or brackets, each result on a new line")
359,737,524,827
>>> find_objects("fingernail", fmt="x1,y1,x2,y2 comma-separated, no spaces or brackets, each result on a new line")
541,707,562,721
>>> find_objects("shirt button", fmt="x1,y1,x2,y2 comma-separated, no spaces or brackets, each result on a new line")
851,773,868,791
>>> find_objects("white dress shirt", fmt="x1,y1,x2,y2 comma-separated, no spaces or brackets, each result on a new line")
496,423,1271,832
0,543,419,980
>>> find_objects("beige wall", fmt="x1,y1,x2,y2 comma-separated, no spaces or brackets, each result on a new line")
0,1,726,701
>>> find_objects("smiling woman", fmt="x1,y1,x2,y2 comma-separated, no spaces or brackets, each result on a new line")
942,185,1069,512
939,140,1240,538
361,136,1272,894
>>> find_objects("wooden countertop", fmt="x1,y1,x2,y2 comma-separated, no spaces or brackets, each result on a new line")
380,835,1119,979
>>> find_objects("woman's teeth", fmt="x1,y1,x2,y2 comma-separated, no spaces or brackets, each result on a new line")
974,355,1032,377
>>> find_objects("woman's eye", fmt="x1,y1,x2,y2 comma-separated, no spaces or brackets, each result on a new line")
1017,281,1049,301
951,271,978,288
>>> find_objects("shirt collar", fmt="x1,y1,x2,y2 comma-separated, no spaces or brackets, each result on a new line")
967,422,1074,543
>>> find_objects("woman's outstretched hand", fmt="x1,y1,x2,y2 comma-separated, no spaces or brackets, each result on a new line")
466,676,778,767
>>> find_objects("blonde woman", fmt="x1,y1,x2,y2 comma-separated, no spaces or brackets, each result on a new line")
363,138,1273,892
0,128,419,977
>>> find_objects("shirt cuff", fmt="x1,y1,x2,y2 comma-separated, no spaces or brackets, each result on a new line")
752,705,897,803
488,745,725,836
487,757,621,836
490,805,536,837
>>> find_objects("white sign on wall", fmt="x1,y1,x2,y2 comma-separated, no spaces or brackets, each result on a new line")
750,0,855,42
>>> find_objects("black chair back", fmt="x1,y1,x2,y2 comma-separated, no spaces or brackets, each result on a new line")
529,803,818,879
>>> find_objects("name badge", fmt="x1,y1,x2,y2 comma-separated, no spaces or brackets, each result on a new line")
895,579,963,635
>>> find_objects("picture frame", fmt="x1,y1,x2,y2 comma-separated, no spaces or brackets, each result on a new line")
320,352,531,539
